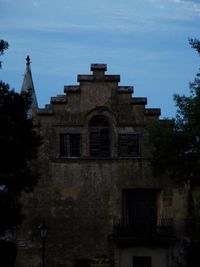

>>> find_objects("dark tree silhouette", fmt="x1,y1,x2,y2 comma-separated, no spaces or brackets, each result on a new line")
149,38,200,267
0,41,41,233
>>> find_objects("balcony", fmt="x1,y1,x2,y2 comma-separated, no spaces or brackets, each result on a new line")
187,215,200,241
113,217,175,247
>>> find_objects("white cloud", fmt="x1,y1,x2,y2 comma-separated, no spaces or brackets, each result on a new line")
147,0,200,16
184,0,200,2
1,0,200,40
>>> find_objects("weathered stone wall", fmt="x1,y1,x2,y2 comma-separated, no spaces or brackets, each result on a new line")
16,64,188,267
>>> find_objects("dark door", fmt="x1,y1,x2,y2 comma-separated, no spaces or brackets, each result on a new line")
133,256,151,267
123,189,157,233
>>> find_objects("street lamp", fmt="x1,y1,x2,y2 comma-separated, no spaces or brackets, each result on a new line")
38,223,48,267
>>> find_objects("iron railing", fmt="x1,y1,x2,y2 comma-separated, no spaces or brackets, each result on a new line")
113,217,174,244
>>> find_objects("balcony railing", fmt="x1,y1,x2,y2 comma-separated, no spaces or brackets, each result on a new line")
187,215,200,240
113,217,174,246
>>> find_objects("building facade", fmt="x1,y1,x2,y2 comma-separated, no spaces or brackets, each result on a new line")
17,63,189,267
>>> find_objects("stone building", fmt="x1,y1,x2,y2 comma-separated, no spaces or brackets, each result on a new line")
16,60,190,267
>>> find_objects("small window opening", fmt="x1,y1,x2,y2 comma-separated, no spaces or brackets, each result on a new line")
89,115,110,157
118,134,140,157
60,134,81,158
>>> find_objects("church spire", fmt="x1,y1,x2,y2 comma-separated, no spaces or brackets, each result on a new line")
21,56,38,117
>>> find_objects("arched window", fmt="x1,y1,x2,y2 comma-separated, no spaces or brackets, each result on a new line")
89,115,110,157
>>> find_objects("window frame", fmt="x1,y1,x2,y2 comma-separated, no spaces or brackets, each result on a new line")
118,133,140,158
89,115,111,158
60,133,81,158
122,188,158,229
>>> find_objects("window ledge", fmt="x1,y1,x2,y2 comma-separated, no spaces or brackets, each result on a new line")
53,156,144,162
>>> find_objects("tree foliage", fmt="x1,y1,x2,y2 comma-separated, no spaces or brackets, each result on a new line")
150,38,200,182
0,40,9,69
0,41,41,232
149,38,200,267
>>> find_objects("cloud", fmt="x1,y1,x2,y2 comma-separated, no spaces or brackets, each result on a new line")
165,0,199,3
147,0,200,16
184,0,200,2
1,0,200,42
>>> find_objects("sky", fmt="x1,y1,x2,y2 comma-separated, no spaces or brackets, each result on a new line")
1,0,200,118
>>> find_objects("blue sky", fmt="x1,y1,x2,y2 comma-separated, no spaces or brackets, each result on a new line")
1,0,200,118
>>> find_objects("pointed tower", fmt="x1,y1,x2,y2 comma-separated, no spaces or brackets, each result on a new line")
21,56,38,117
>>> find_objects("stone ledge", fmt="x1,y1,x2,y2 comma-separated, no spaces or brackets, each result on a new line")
51,156,145,162
105,75,120,82
118,86,134,94
145,108,161,116
91,64,107,71
51,95,66,104
64,86,80,93
131,97,147,105
77,75,120,82
77,75,93,82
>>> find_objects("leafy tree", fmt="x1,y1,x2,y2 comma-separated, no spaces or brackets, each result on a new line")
150,38,200,183
149,38,200,267
0,40,9,69
0,41,41,233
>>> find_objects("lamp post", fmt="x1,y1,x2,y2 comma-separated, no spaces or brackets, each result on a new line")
38,223,48,267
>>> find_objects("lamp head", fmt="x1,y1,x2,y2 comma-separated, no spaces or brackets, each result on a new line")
38,223,48,240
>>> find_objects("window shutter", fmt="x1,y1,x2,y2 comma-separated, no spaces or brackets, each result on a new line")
60,134,80,158
118,134,140,157
90,116,110,157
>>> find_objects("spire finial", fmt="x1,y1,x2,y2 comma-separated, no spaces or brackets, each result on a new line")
26,55,30,65
21,55,38,114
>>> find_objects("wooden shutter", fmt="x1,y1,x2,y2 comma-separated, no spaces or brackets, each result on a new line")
60,134,80,158
90,116,110,157
118,134,139,157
